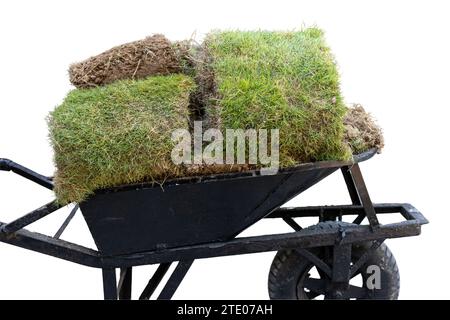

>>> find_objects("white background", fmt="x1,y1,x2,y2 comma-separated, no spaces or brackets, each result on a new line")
0,0,449,299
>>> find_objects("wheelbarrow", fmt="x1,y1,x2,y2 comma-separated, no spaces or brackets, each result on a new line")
0,149,428,300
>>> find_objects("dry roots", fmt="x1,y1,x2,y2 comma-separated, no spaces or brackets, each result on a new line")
344,104,384,153
69,34,182,88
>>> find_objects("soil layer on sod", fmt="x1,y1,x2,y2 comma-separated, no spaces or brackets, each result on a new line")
69,34,182,88
344,104,384,154
49,74,195,204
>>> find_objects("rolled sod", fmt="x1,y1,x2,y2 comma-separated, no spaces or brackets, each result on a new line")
48,74,195,204
69,34,182,88
196,28,352,167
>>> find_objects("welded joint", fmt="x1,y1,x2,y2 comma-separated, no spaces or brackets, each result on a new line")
0,223,15,235
0,225,17,239
335,225,347,245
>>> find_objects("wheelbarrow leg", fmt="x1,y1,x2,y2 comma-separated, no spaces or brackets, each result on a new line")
326,243,352,299
118,267,132,300
157,260,194,300
139,263,172,300
342,164,380,229
102,268,117,300
341,167,361,206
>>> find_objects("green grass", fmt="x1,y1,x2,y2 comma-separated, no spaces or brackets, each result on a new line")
49,28,380,204
48,74,195,204
203,28,352,166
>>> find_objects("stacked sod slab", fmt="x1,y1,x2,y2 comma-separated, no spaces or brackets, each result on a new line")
49,75,194,203
198,29,350,166
68,34,183,88
48,28,383,204
50,35,196,203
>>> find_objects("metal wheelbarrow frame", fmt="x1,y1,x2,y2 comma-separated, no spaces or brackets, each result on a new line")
0,149,428,300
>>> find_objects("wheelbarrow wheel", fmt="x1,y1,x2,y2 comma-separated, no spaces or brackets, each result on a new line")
268,221,400,300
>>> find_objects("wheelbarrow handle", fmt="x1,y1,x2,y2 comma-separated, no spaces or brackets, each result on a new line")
0,158,53,190
0,158,12,171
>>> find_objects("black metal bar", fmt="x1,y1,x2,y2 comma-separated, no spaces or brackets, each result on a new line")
332,244,352,283
0,221,101,267
118,267,132,300
0,200,60,235
296,248,332,277
326,244,352,299
103,220,423,269
349,239,384,277
0,204,426,269
102,268,117,300
352,214,366,225
342,165,366,224
400,203,429,224
277,202,427,228
282,217,302,231
0,158,53,190
269,203,415,219
54,204,78,239
158,260,194,300
0,158,10,170
341,166,362,205
349,164,379,229
139,263,172,300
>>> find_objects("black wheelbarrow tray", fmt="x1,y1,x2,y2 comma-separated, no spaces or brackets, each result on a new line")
0,149,428,300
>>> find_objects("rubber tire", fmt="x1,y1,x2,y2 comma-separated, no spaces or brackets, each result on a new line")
268,221,400,300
